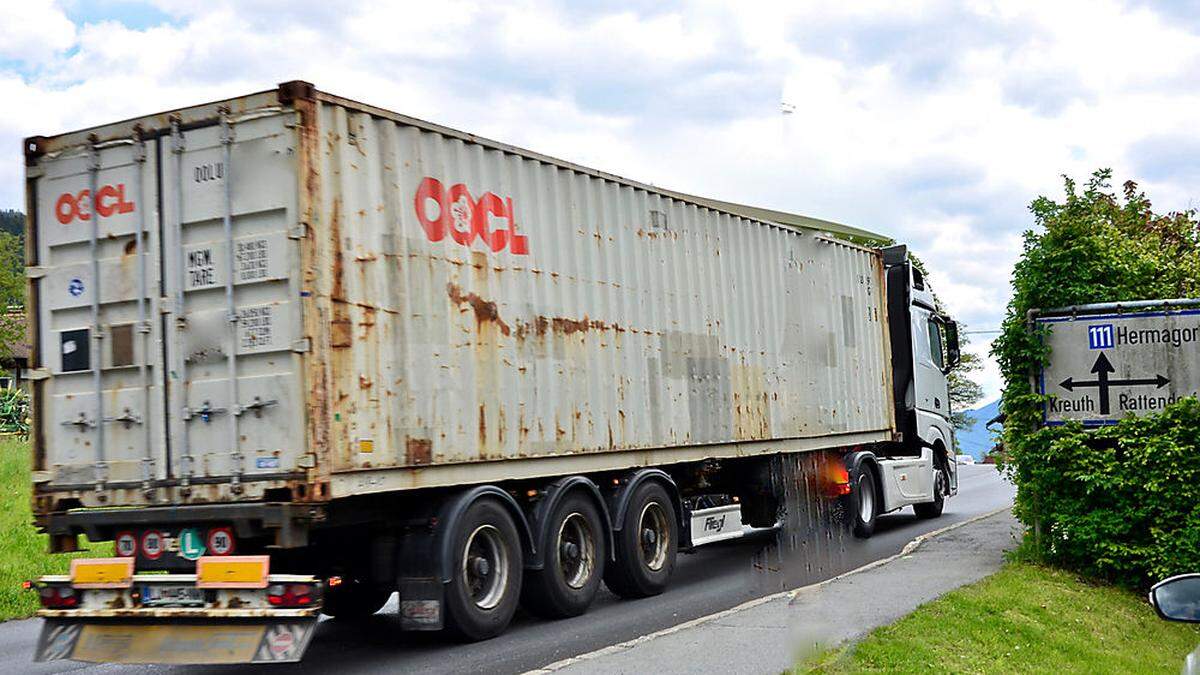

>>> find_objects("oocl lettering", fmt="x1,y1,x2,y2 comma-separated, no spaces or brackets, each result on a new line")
413,177,529,255
54,184,135,225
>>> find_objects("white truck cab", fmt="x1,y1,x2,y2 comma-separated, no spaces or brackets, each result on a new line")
872,246,960,519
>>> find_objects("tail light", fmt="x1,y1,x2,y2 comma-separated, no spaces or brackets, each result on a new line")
267,583,315,608
39,586,80,609
824,463,853,498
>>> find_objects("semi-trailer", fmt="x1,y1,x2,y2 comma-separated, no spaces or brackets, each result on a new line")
23,81,960,664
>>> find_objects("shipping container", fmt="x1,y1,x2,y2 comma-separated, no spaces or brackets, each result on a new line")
26,82,960,661
28,82,893,509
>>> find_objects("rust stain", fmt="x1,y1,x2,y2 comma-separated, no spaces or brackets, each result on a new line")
406,437,432,465
330,200,352,349
446,283,511,336
513,314,620,339
478,404,487,453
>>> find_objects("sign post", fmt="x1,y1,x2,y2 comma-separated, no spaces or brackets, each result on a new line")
1036,303,1200,426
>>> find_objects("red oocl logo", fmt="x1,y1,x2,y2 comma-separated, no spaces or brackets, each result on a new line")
413,177,529,255
55,184,135,225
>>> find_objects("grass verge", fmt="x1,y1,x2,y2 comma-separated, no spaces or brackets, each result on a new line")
798,562,1200,674
0,436,110,621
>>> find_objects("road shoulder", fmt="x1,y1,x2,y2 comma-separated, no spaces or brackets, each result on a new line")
530,508,1019,675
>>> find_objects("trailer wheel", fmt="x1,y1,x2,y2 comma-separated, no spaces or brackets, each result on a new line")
322,579,391,619
522,491,607,618
604,481,677,599
852,467,878,538
914,467,947,519
444,498,524,640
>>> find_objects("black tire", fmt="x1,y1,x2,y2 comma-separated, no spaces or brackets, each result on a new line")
443,498,524,641
852,466,879,538
914,467,947,519
322,579,391,619
522,492,607,618
603,481,677,599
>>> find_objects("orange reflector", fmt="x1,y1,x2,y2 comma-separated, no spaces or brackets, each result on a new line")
196,555,270,589
70,557,134,588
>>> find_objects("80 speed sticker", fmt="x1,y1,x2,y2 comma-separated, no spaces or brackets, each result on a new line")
115,531,136,558
140,530,165,560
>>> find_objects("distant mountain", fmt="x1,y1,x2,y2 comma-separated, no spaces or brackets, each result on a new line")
956,399,1000,460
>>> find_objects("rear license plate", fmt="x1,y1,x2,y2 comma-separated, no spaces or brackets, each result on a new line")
140,585,205,607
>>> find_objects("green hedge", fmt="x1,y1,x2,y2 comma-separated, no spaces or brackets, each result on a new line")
1010,399,1200,587
993,170,1200,588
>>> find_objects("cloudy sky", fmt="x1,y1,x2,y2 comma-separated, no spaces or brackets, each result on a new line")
4,0,1200,402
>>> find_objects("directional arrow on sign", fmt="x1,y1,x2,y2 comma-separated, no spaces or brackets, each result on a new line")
1058,352,1170,415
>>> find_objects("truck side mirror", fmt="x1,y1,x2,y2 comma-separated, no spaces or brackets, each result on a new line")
1150,574,1200,622
944,320,961,370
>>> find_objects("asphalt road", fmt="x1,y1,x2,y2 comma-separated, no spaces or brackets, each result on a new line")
6,464,1014,675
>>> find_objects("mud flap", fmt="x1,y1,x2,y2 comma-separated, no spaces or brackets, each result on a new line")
398,578,443,631
34,618,319,664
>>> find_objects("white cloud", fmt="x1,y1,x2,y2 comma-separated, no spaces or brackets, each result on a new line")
0,1,77,63
5,0,1200,403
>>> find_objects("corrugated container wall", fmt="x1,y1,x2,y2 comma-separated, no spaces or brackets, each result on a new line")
26,84,895,511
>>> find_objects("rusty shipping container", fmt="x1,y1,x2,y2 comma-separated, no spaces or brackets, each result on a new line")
25,81,896,515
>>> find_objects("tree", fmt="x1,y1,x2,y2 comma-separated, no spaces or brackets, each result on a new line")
990,169,1200,584
0,211,25,358
0,210,23,239
948,332,985,436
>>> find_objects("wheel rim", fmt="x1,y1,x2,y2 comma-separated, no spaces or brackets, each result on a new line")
462,524,509,610
637,501,670,572
557,512,596,589
935,470,946,500
857,474,874,523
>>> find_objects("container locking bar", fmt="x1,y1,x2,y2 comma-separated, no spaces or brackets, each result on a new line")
220,108,244,493
132,129,155,494
170,116,195,491
86,137,106,493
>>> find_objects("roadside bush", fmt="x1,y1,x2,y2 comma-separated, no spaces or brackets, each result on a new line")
0,388,28,439
992,169,1200,588
1015,400,1200,586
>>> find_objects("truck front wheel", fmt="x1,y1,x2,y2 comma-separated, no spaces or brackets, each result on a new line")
913,468,947,519
604,481,677,598
444,498,524,641
852,467,878,538
522,492,607,618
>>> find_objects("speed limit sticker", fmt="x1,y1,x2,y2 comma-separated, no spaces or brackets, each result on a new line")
207,526,236,556
115,531,137,557
141,530,164,560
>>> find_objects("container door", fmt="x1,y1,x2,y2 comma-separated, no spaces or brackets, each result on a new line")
159,110,306,495
34,135,167,492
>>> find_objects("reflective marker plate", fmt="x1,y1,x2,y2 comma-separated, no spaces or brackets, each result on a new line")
70,558,134,588
196,555,270,588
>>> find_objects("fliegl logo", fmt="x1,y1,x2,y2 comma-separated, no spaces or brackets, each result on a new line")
413,176,530,255
55,185,135,225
